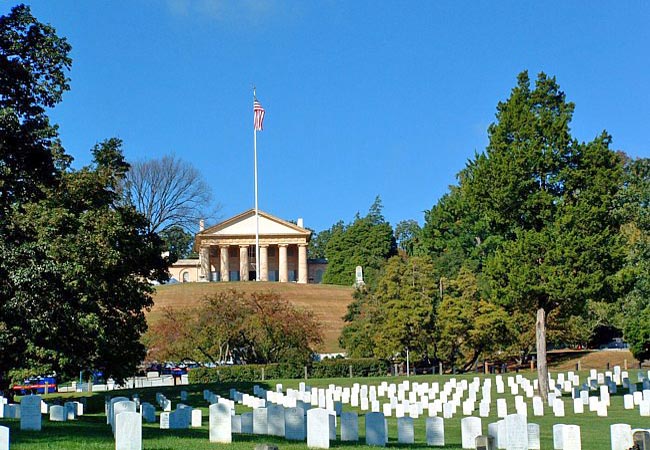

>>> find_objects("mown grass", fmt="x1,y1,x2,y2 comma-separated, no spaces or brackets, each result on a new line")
2,371,649,449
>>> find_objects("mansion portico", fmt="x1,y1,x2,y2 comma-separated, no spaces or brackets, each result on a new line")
170,209,324,284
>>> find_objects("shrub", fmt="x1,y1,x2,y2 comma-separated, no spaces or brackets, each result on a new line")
188,358,390,384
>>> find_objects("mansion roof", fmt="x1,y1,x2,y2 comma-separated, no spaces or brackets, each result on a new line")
196,209,311,246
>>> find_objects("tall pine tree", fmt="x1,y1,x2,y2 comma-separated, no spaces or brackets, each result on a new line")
463,72,625,400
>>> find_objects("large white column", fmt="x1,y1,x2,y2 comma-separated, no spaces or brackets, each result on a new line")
199,246,210,282
298,244,308,284
260,245,269,281
220,245,229,282
278,244,288,283
239,245,249,281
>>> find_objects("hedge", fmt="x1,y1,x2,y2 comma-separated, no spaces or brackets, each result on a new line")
188,358,390,384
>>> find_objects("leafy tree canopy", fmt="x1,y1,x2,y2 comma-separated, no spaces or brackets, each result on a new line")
2,138,169,385
0,5,168,389
323,196,397,286
340,255,439,362
394,219,420,257
448,72,626,396
0,3,71,212
160,225,195,261
146,290,323,365
616,157,650,361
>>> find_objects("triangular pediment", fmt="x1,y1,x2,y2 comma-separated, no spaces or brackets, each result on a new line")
198,209,311,238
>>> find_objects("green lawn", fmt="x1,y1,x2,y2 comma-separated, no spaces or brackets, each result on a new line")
2,372,648,449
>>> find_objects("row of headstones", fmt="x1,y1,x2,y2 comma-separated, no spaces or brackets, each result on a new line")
211,398,542,450
281,373,576,407
104,392,648,450
239,383,650,450
0,395,85,431
246,375,650,422
107,390,195,449
105,395,197,431
206,404,447,448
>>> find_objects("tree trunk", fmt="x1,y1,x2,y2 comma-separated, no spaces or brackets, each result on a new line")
536,307,549,402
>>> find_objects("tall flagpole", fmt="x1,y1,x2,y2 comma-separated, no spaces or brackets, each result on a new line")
253,87,260,281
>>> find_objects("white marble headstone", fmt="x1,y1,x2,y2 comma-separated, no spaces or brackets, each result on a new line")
108,397,130,426
566,396,579,414
307,408,331,449
527,423,541,450
426,416,445,446
112,401,136,434
532,396,544,416
610,423,633,450
461,416,482,449
496,398,507,418
115,411,142,450
505,413,527,450
209,403,232,443
191,409,202,427
624,394,634,409
268,404,285,437
397,417,414,444
241,411,253,433
253,407,268,435
562,424,581,450
140,403,155,423
231,415,242,433
64,402,77,421
159,412,170,429
553,424,564,450
0,426,8,450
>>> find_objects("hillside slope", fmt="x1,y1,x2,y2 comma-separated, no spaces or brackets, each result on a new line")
149,282,355,353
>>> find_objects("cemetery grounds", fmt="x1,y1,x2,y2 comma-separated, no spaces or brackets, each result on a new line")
1,371,649,449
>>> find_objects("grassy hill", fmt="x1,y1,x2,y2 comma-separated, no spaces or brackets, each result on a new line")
149,282,355,353
549,349,644,370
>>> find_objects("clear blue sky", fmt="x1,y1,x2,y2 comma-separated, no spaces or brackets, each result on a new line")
15,1,650,232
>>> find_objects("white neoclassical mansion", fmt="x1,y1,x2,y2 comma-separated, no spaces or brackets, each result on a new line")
169,209,327,284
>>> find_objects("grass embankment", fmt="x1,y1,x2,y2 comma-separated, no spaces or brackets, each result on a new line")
3,371,649,449
150,282,355,353
549,349,646,370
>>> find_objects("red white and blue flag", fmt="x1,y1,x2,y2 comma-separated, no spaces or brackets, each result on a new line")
254,99,265,131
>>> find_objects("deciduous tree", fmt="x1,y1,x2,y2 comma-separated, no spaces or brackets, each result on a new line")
3,138,168,385
147,290,323,365
0,5,168,390
122,154,219,233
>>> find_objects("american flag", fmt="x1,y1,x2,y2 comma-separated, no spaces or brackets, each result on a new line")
254,99,265,131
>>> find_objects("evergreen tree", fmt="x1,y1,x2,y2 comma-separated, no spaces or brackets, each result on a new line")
339,255,439,362
617,157,650,361
323,196,397,286
464,72,625,400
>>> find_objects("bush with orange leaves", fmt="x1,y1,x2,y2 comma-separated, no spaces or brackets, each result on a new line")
145,290,323,366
